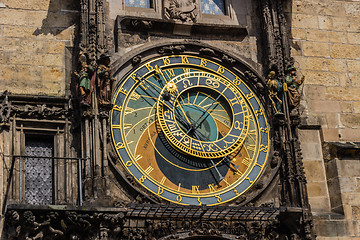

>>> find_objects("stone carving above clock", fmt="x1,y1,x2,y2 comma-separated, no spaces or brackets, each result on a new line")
164,0,198,22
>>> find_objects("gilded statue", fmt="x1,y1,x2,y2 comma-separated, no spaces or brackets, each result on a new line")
285,65,304,111
97,54,115,105
267,71,283,114
74,54,94,104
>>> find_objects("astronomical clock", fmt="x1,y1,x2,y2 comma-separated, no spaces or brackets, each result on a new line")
110,52,271,206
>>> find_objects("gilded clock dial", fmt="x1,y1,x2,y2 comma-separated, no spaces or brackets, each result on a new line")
111,55,270,206
157,71,250,159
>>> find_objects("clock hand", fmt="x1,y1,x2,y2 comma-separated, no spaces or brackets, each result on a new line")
210,159,224,180
189,122,239,171
192,93,223,131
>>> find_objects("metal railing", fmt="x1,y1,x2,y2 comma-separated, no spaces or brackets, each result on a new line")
3,155,85,210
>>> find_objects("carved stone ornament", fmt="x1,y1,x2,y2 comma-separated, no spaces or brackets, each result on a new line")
164,0,198,22
157,44,186,54
3,208,298,240
0,99,69,122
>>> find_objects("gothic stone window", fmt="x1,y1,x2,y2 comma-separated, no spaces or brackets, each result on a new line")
125,0,152,8
201,0,226,15
25,135,54,205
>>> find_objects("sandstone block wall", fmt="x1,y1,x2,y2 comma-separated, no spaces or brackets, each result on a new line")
287,0,360,238
0,0,78,96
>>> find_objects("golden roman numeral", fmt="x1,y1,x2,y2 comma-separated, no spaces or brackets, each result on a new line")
248,129,257,135
192,185,200,194
246,145,256,152
130,92,140,101
144,166,153,175
164,69,175,78
246,177,254,184
242,157,251,166
124,107,135,115
235,169,243,176
183,68,191,73
134,154,143,162
222,178,231,187
177,183,181,191
229,97,238,106
208,184,216,193
168,123,178,132
160,176,166,185
124,123,132,129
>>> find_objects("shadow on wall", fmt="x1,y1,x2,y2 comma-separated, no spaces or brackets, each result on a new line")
33,0,79,36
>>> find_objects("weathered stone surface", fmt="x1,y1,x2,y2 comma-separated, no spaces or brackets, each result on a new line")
303,160,327,181
302,70,339,85
308,196,331,212
291,28,306,39
348,32,360,45
322,128,340,142
303,41,330,57
328,31,347,44
297,56,328,71
340,102,353,113
3,25,37,38
0,0,73,96
307,182,329,198
340,128,360,141
328,59,347,72
0,9,28,25
325,113,339,128
292,14,319,29
303,85,326,100
301,142,324,161
306,29,329,42
330,44,360,59
353,102,360,113
352,206,360,220
345,2,360,18
347,60,360,73
310,100,341,113
325,87,360,101
339,114,360,128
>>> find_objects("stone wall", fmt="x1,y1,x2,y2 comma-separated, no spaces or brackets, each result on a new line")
287,0,360,238
0,0,78,96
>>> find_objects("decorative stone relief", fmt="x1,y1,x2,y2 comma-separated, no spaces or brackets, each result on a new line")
164,0,198,22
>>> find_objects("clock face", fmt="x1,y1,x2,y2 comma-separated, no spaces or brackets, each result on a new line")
111,55,270,206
